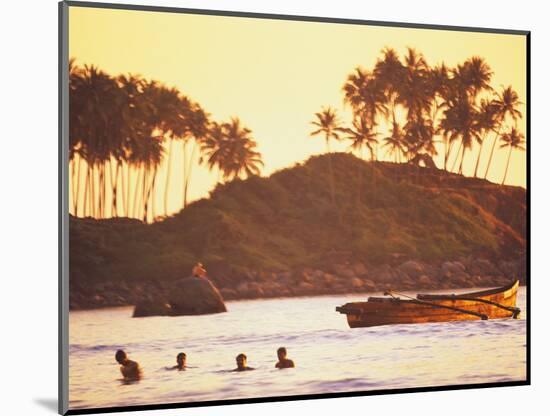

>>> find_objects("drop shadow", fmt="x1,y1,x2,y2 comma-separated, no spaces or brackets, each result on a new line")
34,398,58,413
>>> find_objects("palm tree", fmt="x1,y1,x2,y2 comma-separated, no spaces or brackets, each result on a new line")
200,121,227,183
341,117,379,201
181,103,209,208
383,121,407,163
474,99,498,177
440,96,481,174
310,107,342,203
141,135,165,221
499,127,525,185
463,56,493,100
404,117,436,161
484,86,523,179
70,64,120,218
154,87,189,217
374,47,404,124
217,118,264,181
400,48,431,123
342,117,379,161
343,68,387,149
428,63,450,168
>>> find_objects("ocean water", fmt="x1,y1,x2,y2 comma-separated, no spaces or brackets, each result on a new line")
68,287,527,410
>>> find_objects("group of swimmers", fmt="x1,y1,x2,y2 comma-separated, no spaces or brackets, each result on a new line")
115,347,295,381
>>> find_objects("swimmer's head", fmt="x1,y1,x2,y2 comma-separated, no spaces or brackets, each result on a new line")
177,352,187,368
277,347,287,360
236,353,247,369
115,349,127,364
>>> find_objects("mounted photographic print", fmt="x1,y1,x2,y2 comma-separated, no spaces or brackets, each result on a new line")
59,1,530,414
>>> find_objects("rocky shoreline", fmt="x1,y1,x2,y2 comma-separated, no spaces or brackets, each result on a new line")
69,256,526,311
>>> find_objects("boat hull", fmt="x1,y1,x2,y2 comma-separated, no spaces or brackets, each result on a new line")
336,281,520,328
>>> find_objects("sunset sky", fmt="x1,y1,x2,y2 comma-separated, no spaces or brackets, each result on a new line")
69,5,527,217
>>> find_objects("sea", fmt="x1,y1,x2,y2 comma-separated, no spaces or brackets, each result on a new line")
68,287,527,410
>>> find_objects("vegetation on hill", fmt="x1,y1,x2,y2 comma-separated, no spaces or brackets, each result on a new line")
70,153,526,287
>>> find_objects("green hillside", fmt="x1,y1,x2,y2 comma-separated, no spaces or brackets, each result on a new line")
70,153,526,285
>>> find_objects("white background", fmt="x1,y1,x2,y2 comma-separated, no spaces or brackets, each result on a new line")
1,0,548,415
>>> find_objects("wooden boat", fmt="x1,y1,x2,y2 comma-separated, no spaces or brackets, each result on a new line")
336,280,520,328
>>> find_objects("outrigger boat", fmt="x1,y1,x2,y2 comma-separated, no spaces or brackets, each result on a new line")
336,280,520,328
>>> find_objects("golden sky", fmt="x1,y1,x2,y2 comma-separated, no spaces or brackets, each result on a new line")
69,6,527,217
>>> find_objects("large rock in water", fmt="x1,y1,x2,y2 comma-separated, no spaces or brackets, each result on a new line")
132,277,227,317
133,298,172,317
169,277,227,316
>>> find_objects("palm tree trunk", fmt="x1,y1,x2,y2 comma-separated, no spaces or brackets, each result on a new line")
150,167,158,221
326,136,335,204
132,165,143,219
110,159,119,217
75,156,82,217
357,146,363,203
97,164,103,218
484,126,502,179
82,163,89,217
182,140,188,209
164,139,174,216
183,141,198,209
450,142,462,173
458,145,466,175
90,164,96,218
474,133,488,178
71,158,76,215
124,163,130,217
141,168,149,221
502,146,513,185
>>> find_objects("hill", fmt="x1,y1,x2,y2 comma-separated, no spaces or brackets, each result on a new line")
69,153,527,309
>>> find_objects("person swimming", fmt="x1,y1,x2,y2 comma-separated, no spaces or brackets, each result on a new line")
167,352,187,371
275,347,295,369
233,353,255,371
115,349,142,381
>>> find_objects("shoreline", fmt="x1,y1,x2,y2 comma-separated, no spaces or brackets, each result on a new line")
69,256,525,311
69,283,527,313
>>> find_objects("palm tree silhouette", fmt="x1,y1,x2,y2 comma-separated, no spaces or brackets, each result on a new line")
374,47,404,124
484,86,523,179
218,118,264,181
181,103,209,209
383,121,407,163
200,121,227,183
499,127,525,185
463,56,493,99
310,107,342,203
201,118,263,182
343,68,387,160
428,63,450,168
474,99,498,177
440,95,481,174
341,117,379,201
342,117,379,161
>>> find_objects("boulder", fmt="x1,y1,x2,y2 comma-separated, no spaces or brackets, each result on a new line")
469,259,498,276
332,264,356,279
398,260,424,279
133,299,172,317
441,261,466,276
168,277,227,315
350,277,364,289
352,262,369,277
371,264,393,283
418,275,433,286
363,279,376,291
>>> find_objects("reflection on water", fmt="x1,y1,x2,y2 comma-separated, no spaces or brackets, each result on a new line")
69,287,527,409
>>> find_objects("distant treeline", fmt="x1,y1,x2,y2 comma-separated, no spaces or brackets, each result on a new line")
69,59,263,221
311,47,525,203
69,47,525,222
